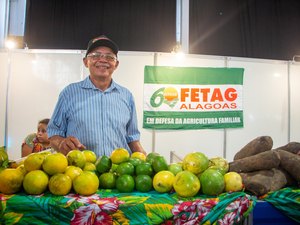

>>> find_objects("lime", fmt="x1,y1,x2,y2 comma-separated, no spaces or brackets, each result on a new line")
152,155,168,173
99,172,116,189
128,157,143,167
95,155,112,174
135,162,153,176
168,163,183,176
116,174,135,193
135,174,152,192
199,168,225,196
146,152,160,164
115,162,134,176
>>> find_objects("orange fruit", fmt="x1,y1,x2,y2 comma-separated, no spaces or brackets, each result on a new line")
99,172,116,189
115,162,135,176
23,170,49,195
0,168,24,194
64,166,83,181
110,148,130,164
173,171,200,197
131,152,146,161
152,155,168,173
24,153,45,172
153,170,175,193
83,162,96,172
135,175,152,192
67,150,86,169
182,152,209,174
224,172,243,192
116,174,135,193
82,150,97,163
135,162,153,176
73,171,99,196
49,173,72,195
42,153,68,175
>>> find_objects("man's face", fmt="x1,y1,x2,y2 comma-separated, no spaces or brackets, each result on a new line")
83,46,119,80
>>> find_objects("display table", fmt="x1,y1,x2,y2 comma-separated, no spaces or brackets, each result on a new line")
256,187,300,225
0,190,254,224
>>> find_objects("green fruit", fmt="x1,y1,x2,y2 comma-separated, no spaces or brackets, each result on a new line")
67,150,86,169
199,168,225,196
173,171,200,197
208,157,229,175
182,152,209,174
146,152,160,164
152,155,168,173
0,147,9,168
99,172,116,189
115,162,134,176
128,157,143,167
135,162,153,176
168,163,183,176
135,174,153,192
116,174,135,193
95,155,112,174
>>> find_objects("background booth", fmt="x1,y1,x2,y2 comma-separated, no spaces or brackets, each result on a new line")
1,49,300,162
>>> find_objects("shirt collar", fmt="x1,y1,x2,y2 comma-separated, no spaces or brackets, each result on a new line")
80,76,119,92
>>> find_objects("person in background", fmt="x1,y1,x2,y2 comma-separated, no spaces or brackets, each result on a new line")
47,35,146,157
22,118,51,157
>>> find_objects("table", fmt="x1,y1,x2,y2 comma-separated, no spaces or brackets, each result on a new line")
0,190,254,225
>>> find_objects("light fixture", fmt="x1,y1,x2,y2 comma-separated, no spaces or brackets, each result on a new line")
292,55,300,62
171,42,185,60
5,40,16,49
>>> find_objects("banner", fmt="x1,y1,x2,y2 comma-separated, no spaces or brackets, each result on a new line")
143,66,244,129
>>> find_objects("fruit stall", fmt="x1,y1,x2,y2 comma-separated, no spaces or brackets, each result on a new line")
1,142,300,225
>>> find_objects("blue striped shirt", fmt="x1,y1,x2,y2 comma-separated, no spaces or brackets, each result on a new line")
47,76,140,156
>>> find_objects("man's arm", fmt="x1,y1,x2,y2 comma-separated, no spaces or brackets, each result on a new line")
50,135,86,155
128,141,147,155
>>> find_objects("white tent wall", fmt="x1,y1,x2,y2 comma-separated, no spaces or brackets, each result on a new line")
0,50,299,162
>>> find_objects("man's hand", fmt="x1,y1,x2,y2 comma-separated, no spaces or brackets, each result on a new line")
50,135,86,155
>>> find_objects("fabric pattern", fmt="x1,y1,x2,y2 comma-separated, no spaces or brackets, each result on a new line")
0,189,255,225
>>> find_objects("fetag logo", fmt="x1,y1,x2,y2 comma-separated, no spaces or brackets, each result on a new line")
150,87,179,108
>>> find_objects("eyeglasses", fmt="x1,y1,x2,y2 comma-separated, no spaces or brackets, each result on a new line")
86,52,117,61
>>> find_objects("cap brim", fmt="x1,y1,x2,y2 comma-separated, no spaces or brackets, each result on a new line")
86,39,118,56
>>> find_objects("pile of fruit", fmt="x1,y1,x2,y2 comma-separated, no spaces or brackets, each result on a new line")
0,147,244,198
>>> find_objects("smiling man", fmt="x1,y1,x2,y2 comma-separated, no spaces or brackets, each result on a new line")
47,35,146,157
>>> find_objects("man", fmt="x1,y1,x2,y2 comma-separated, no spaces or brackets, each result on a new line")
47,35,146,156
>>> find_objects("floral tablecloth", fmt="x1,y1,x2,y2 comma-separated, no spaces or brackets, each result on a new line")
0,189,255,225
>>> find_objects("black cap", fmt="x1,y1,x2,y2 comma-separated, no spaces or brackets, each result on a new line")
85,35,119,57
